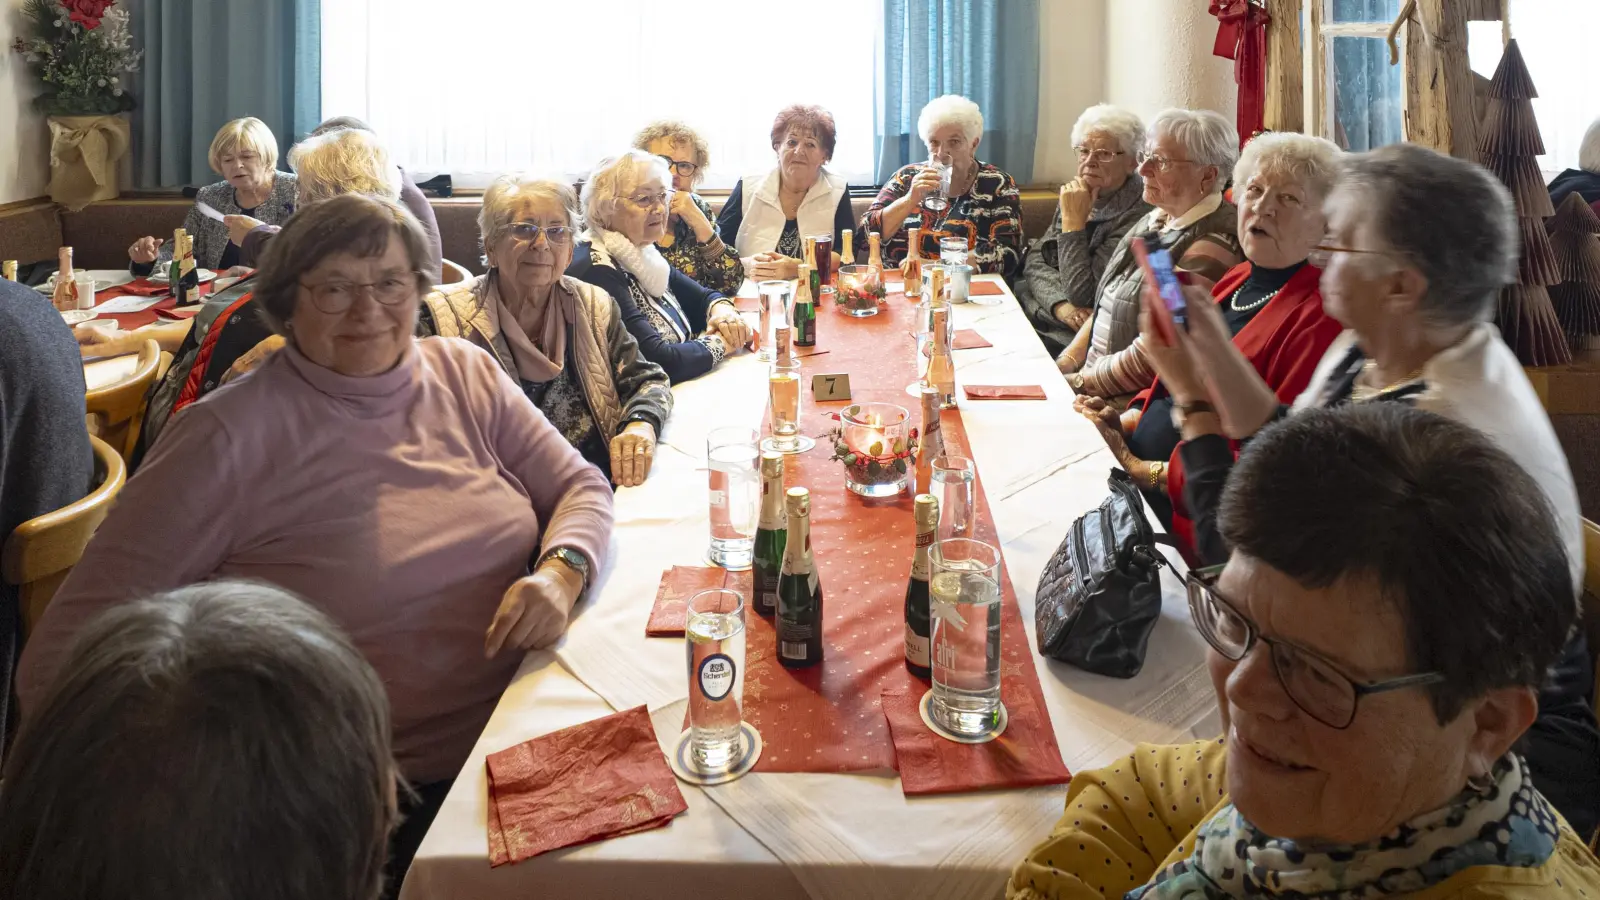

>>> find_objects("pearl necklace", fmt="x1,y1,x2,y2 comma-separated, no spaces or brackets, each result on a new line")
1229,283,1282,312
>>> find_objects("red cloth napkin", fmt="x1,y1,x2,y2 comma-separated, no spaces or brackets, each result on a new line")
881,689,1072,796
114,278,173,297
485,705,687,866
154,307,203,320
963,384,1047,400
967,280,1004,297
952,329,992,350
646,566,748,637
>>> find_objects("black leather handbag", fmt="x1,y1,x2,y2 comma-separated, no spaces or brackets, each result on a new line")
1034,469,1169,678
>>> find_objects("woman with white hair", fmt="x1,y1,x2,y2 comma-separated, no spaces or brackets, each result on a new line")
1018,104,1153,356
717,104,854,281
861,94,1024,279
569,150,750,384
420,174,673,487
1056,107,1243,398
126,117,297,275
1077,132,1345,544
1548,116,1600,208
633,120,744,295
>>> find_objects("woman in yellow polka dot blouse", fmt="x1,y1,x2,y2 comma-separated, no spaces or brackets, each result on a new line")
1009,405,1600,899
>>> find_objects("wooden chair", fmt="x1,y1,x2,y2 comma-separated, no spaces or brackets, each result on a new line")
1584,518,1600,717
439,258,472,285
85,339,160,463
2,435,126,635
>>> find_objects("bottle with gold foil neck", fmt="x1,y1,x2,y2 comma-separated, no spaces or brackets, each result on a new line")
752,452,788,617
51,247,79,312
904,227,924,300
915,385,945,496
927,303,955,408
793,263,817,348
840,228,854,265
3,260,18,282
777,487,823,668
867,231,884,276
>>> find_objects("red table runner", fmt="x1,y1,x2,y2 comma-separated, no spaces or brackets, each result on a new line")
720,291,1068,789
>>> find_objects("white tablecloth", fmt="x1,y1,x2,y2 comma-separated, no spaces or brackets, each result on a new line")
402,276,1221,900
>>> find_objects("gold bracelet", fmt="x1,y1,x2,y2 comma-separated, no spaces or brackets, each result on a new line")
1148,461,1165,489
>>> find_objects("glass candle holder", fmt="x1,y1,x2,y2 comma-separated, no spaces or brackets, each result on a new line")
835,265,884,317
833,402,912,498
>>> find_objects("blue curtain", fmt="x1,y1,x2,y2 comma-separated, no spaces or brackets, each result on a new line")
875,0,1040,184
133,0,321,188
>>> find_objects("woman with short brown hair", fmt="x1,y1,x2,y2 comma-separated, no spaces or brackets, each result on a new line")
716,103,855,281
20,192,615,891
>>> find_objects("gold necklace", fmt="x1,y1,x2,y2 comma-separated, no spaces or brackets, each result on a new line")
1350,359,1426,402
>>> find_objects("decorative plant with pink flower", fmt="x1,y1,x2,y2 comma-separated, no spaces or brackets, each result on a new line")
12,0,141,115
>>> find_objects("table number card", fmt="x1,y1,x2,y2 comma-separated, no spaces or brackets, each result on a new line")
811,373,852,402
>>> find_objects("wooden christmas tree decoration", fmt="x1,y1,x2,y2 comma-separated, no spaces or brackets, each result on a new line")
1547,192,1600,340
1478,39,1569,366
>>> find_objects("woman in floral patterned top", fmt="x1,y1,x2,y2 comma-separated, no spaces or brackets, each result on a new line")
633,121,744,295
861,95,1024,281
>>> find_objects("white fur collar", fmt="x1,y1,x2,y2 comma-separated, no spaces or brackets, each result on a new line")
588,226,670,298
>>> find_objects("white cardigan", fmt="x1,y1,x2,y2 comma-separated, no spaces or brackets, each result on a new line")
732,167,849,258
1295,323,1585,593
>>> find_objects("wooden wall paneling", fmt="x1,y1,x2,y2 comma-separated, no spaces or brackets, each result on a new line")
1265,0,1304,133
1404,0,1476,159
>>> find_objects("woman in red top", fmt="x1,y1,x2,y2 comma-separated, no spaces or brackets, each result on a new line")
1078,132,1345,560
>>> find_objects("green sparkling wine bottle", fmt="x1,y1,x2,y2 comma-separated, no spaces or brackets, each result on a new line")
752,451,787,618
793,262,817,348
776,487,823,668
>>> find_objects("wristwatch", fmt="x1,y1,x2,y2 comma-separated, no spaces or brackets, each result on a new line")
539,547,591,592
1170,399,1216,432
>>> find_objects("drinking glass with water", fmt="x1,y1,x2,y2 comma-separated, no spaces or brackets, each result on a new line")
686,588,747,770
931,454,975,541
707,427,760,569
757,280,791,362
929,538,1003,738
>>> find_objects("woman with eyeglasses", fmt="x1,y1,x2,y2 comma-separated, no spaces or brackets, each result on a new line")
1139,143,1596,839
632,120,744,295
1008,402,1600,899
20,194,615,889
1074,133,1346,536
1055,108,1243,400
1017,104,1153,357
718,104,854,281
421,174,673,487
569,150,749,384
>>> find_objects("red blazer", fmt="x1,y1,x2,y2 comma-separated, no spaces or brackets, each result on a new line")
1130,261,1343,562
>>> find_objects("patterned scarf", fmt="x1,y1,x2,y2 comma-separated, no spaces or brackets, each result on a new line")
1129,754,1559,899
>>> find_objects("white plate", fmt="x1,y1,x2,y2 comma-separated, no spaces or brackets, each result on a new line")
148,268,217,285
61,309,98,325
34,276,102,295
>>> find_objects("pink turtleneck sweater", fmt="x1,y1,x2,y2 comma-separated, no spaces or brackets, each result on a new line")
18,337,614,784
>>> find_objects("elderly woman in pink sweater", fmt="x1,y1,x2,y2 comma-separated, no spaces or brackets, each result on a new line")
17,193,615,887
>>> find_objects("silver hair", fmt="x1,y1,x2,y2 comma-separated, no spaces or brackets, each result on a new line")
917,94,984,145
581,149,672,232
1581,116,1600,173
478,174,583,267
1148,108,1240,174
1339,143,1516,329
288,128,402,205
1070,104,1146,157
1233,132,1343,202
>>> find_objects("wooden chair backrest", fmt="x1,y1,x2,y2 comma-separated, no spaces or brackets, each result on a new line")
85,339,160,463
2,434,126,635
439,258,472,285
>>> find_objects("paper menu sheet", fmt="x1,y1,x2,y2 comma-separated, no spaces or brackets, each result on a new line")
92,294,168,314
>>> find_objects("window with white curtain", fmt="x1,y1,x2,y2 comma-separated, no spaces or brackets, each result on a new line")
1468,3,1600,177
321,0,880,190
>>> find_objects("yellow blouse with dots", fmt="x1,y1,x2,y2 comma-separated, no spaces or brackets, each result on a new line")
1007,739,1600,900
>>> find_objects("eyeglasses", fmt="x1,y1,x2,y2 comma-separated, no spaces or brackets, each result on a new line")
1074,147,1127,164
626,190,674,211
1186,566,1444,729
507,222,574,245
1136,152,1196,172
299,272,420,315
1307,243,1392,269
657,155,699,177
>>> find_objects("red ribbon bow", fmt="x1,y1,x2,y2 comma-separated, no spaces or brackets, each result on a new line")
1210,0,1271,146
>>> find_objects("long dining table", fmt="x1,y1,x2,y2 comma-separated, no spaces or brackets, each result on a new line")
400,274,1221,900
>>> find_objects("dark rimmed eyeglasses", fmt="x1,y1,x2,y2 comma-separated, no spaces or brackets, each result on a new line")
1186,566,1444,729
656,155,699,177
299,271,421,315
506,223,574,245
